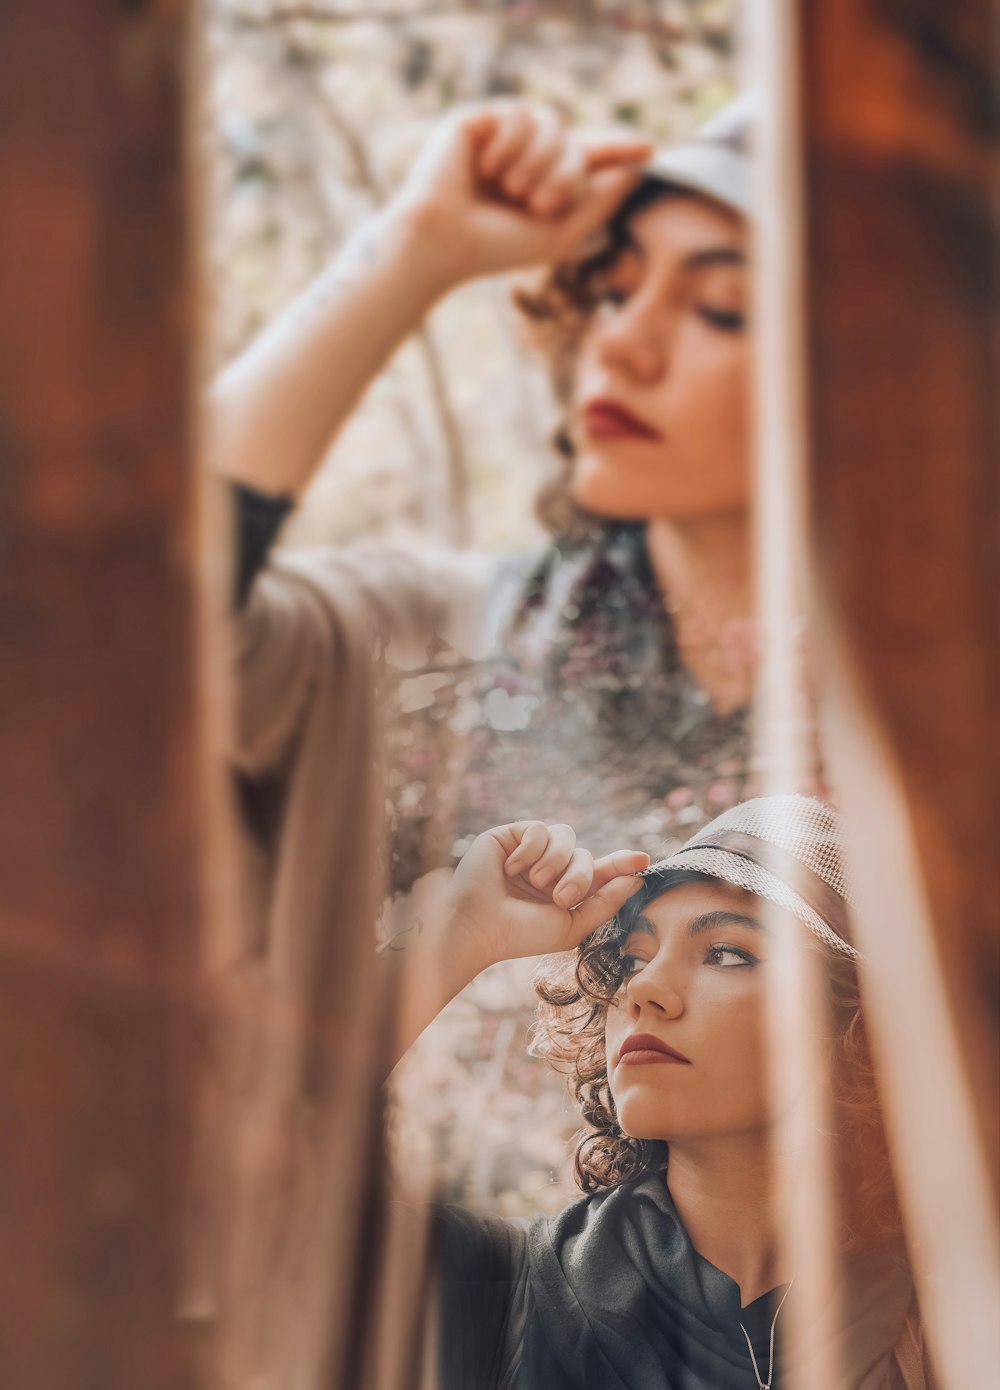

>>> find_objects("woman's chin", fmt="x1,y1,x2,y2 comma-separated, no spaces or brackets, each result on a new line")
570,450,753,523
570,456,650,521
614,1097,675,1143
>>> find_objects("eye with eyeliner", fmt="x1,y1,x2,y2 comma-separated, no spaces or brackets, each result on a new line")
617,942,762,976
589,270,635,311
599,287,630,310
696,304,746,331
587,245,643,310
618,951,645,978
705,943,760,968
591,289,746,330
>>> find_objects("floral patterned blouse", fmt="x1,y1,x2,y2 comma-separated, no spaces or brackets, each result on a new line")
384,522,753,892
236,487,754,889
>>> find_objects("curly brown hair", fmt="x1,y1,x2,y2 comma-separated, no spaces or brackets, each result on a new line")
513,180,686,538
530,867,904,1257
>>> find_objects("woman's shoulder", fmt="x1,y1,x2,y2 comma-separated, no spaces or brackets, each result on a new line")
434,1202,531,1284
434,1204,533,1390
259,536,529,667
432,1177,661,1283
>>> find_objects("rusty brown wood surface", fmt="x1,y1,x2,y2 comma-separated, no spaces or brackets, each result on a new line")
799,0,999,1185
0,3,201,1386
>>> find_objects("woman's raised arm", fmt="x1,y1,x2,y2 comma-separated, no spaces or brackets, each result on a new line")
207,104,650,499
384,822,649,1072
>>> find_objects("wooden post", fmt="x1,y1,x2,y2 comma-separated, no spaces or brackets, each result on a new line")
0,3,200,1386
795,0,999,1381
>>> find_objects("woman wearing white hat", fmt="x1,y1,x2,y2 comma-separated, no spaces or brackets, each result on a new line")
214,97,767,896
393,795,932,1389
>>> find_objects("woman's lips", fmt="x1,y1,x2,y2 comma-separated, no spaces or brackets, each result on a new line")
619,1050,686,1067
617,1033,691,1067
581,398,662,442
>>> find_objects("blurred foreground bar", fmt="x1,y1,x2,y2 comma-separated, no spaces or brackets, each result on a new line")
0,3,200,1387
798,0,999,1382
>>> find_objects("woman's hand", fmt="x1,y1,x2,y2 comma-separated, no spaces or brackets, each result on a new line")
445,821,650,978
210,103,650,498
394,103,653,289
382,823,647,1069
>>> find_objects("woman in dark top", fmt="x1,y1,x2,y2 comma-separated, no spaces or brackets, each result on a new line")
386,796,931,1389
217,97,768,894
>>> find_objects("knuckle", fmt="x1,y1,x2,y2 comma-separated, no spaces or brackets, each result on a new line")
545,168,576,194
511,150,543,180
533,145,561,175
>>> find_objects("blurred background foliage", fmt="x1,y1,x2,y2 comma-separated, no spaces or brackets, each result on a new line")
204,0,740,1212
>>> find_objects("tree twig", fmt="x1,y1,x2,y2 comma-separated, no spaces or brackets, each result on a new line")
225,3,479,30
222,1,688,42
314,81,472,545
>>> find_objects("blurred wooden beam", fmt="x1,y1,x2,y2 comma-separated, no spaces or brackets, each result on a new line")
800,0,998,1179
0,3,201,1386
795,0,999,1381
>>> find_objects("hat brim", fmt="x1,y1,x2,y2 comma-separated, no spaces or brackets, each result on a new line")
644,845,861,959
642,145,751,220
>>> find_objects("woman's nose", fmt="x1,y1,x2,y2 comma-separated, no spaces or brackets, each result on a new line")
595,294,669,383
626,961,685,1020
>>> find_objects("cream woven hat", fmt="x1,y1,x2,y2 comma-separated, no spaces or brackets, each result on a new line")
645,795,860,959
643,91,755,219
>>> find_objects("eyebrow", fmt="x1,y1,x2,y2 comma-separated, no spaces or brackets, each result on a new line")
688,909,764,935
617,235,746,273
625,909,766,942
683,247,746,271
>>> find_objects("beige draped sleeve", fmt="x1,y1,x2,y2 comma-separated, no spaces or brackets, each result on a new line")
191,541,506,1385
230,541,505,782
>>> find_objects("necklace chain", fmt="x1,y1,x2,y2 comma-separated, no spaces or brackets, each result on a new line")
739,1278,794,1390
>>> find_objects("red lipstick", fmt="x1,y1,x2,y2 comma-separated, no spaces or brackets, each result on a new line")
617,1032,691,1067
582,398,662,442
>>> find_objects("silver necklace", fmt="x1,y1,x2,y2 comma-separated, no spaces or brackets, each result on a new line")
739,1278,794,1390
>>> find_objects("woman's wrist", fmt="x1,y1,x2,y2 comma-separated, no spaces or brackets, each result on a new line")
382,902,493,1067
381,195,473,302
304,203,449,338
415,907,494,999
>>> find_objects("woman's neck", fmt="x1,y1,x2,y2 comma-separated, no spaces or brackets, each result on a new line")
645,512,754,715
665,1133,788,1307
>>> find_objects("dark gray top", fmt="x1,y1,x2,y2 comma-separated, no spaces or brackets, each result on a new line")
436,1176,912,1390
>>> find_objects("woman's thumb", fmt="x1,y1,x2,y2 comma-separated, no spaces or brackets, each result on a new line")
560,166,643,253
569,873,644,940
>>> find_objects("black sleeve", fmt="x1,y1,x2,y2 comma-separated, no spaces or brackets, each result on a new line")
232,482,295,610
433,1204,530,1390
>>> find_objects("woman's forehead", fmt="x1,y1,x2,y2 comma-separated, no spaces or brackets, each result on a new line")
624,194,747,261
633,879,812,948
630,879,763,936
